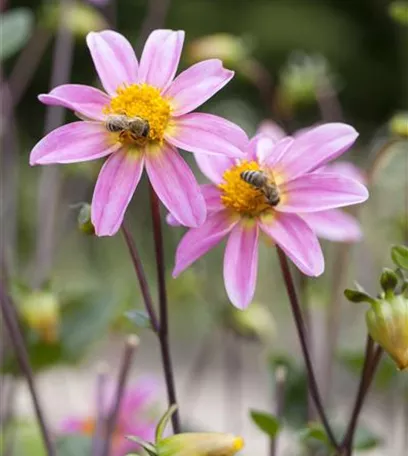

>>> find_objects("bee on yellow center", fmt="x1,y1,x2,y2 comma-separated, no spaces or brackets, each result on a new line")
103,84,171,146
218,160,281,217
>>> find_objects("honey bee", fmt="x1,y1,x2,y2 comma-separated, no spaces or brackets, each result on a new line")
240,170,280,206
105,114,150,140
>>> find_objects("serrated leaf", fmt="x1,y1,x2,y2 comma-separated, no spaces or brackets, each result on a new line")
250,410,281,438
126,310,152,329
391,245,408,270
0,8,34,60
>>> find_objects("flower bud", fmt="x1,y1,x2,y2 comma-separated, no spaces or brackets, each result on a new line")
380,268,398,296
187,34,250,69
156,433,244,456
77,203,95,235
18,290,60,343
366,295,408,370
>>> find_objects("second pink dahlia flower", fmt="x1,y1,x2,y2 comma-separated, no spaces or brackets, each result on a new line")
170,123,368,309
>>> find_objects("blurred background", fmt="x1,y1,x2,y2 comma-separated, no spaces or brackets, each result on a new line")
1,0,407,454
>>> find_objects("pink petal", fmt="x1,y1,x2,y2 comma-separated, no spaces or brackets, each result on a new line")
145,144,206,228
260,212,324,276
201,183,224,212
323,161,366,184
30,122,119,165
246,134,265,161
167,184,223,226
194,153,234,184
247,133,285,164
260,136,294,170
300,209,362,242
138,30,184,91
38,84,109,121
166,113,247,158
92,150,144,236
164,59,234,116
173,211,237,277
224,222,259,309
86,30,138,95
278,172,369,213
257,120,286,141
276,123,359,181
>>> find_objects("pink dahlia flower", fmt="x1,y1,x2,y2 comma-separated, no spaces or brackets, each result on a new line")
30,29,247,236
258,120,366,242
60,378,157,456
170,123,368,309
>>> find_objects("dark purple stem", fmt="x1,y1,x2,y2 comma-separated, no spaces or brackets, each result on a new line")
149,185,181,434
276,248,338,449
102,336,139,456
341,342,383,455
0,284,56,456
121,223,160,333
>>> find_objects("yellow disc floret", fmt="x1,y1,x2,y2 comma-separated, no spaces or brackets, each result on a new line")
218,160,276,217
104,84,171,145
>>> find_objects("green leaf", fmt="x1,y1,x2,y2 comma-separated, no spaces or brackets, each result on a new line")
353,427,382,451
380,268,399,294
56,435,92,455
298,423,331,447
391,245,408,270
125,309,152,329
344,289,376,304
250,410,281,438
0,8,34,60
155,404,178,443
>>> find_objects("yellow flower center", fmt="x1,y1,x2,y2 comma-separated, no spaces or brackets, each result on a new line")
103,84,171,146
218,160,279,217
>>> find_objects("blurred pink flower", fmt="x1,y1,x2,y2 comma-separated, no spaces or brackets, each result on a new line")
258,120,366,242
170,123,368,309
60,378,158,456
30,29,247,236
